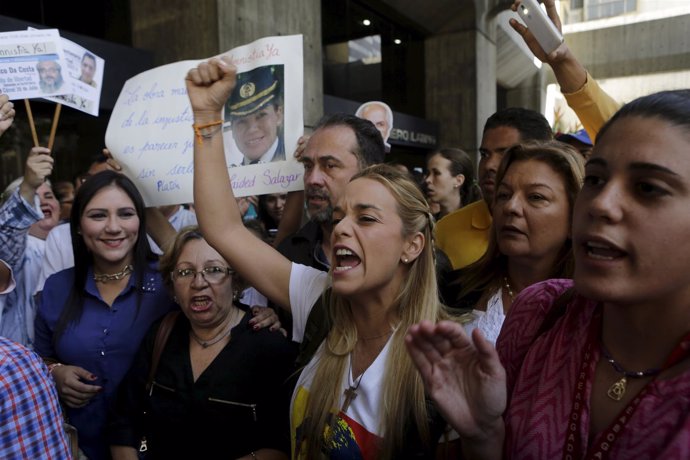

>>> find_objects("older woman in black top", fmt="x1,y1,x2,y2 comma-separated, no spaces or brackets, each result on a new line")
109,226,294,460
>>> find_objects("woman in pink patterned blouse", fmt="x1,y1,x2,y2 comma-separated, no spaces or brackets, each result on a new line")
406,90,690,459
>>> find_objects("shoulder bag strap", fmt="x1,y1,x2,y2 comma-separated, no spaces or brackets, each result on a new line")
145,310,180,394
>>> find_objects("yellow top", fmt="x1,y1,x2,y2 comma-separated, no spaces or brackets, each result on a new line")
563,72,622,143
437,75,619,270
435,200,492,270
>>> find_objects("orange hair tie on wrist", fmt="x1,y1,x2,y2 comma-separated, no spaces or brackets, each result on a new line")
193,120,223,144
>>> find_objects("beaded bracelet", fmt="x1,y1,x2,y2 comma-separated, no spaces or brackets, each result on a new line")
192,120,223,144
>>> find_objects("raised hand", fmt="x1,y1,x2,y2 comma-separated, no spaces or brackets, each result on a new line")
405,320,507,444
102,148,123,171
185,57,237,117
23,147,53,187
293,135,310,161
509,0,566,63
0,94,15,136
51,364,103,408
19,147,54,205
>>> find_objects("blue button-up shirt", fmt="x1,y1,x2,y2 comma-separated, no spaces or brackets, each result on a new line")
34,261,175,460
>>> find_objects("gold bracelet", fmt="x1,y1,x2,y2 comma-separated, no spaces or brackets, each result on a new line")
192,120,223,144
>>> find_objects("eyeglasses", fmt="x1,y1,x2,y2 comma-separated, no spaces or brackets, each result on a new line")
170,266,234,284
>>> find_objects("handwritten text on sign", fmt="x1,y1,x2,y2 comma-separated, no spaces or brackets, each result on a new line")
105,35,304,206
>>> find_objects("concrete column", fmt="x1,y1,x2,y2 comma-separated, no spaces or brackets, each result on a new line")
505,69,546,112
129,0,323,128
425,27,496,155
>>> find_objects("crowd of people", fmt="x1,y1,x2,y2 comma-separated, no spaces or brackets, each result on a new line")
1,0,689,459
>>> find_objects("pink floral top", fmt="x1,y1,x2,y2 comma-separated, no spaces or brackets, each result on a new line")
496,279,690,459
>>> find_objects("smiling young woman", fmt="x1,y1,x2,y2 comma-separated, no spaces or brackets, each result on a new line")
34,171,176,460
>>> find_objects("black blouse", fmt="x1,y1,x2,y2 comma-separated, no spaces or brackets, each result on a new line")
108,310,297,459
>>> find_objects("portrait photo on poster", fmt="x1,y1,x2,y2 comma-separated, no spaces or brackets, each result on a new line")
223,64,285,166
36,59,65,94
43,35,105,116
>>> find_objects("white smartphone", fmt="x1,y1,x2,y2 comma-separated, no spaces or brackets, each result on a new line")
516,0,564,55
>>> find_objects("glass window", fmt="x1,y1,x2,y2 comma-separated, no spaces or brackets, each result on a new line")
586,0,637,20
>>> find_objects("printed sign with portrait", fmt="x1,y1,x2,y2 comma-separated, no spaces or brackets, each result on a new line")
44,36,104,116
0,29,67,100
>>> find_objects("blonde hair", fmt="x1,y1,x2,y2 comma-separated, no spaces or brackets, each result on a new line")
299,164,443,458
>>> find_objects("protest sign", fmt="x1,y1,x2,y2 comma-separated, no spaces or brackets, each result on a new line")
0,29,67,100
44,36,104,116
106,34,304,206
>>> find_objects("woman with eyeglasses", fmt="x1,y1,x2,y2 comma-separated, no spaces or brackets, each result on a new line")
109,226,294,460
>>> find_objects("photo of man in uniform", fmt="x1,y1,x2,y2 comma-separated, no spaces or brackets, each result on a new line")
36,60,65,93
78,52,97,88
225,65,285,165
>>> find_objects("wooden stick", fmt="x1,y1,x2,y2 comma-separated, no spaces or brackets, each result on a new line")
24,99,39,147
47,103,62,151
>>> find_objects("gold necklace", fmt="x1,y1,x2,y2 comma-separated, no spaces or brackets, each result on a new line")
93,264,133,283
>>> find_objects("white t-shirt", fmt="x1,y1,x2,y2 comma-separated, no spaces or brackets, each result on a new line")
35,222,71,293
289,263,391,459
239,287,267,307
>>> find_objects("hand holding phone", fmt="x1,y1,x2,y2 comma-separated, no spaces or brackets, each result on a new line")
515,0,563,55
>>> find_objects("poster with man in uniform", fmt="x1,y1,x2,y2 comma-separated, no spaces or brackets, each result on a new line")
223,65,285,165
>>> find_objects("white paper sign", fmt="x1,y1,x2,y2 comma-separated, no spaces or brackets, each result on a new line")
105,35,304,206
0,29,67,100
44,37,104,116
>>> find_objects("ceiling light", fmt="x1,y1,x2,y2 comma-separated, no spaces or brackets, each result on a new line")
394,38,402,45
362,19,371,26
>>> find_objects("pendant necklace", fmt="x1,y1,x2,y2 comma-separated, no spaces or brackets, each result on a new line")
564,308,690,459
190,312,237,348
190,326,232,348
342,327,396,412
600,343,661,401
342,349,368,413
